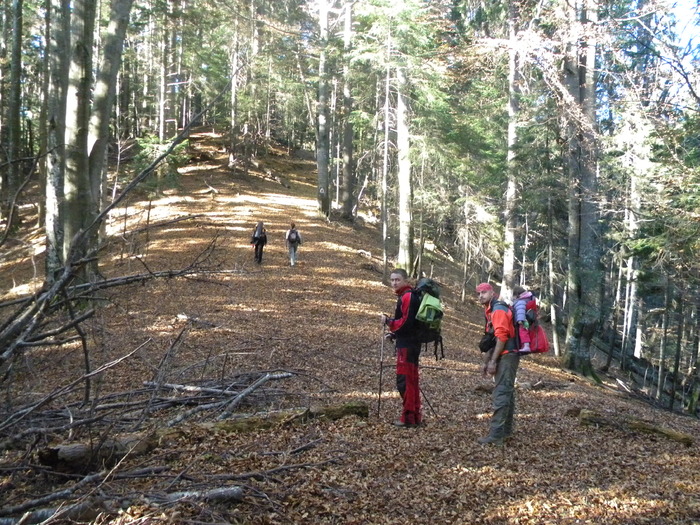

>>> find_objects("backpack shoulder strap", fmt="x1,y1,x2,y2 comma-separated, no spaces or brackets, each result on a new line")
491,299,510,312
486,299,510,330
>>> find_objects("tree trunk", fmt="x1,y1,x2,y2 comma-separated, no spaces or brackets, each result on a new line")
88,0,134,255
669,295,683,412
656,276,670,399
45,0,71,282
3,0,23,228
316,0,331,217
395,67,412,273
228,16,240,165
603,258,624,370
38,0,52,227
501,0,520,296
158,4,170,142
563,0,602,378
340,1,355,220
63,0,97,275
381,34,391,281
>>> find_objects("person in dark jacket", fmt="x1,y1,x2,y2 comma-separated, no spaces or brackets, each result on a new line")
250,221,268,264
476,282,519,445
381,268,422,428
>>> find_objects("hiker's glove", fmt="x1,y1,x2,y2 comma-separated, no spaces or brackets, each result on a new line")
523,321,530,330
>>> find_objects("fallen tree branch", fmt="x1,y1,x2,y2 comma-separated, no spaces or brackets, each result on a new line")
218,372,294,420
138,323,192,428
126,214,205,235
262,438,324,457
166,372,295,427
0,342,147,432
0,467,171,523
0,499,102,525
0,414,109,450
0,471,105,517
0,236,220,369
579,409,694,446
0,154,41,250
160,485,244,504
143,381,241,396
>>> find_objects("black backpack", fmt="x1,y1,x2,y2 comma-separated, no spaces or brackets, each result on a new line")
288,229,300,243
412,278,445,360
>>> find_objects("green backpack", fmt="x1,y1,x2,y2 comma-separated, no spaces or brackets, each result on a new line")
413,278,445,359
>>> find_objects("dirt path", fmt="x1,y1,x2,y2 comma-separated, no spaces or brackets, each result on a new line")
1,129,699,524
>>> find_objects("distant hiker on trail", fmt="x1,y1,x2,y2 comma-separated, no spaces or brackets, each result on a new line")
476,282,519,445
250,221,268,264
285,222,303,266
512,285,533,353
380,269,422,428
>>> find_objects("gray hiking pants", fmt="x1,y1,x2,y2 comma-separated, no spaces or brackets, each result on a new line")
489,352,520,439
288,243,299,266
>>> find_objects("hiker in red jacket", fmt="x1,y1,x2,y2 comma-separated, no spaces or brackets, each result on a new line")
381,269,422,428
476,282,519,445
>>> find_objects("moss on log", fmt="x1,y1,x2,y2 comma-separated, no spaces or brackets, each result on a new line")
579,409,693,446
37,402,369,472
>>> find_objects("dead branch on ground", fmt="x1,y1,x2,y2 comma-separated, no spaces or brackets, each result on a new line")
0,236,221,369
578,408,694,446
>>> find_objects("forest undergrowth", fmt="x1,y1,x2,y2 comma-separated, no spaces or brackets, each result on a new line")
1,129,699,524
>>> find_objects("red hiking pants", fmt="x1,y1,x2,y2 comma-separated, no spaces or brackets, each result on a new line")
396,346,421,425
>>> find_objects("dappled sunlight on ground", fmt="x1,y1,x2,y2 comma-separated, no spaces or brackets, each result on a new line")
1,130,699,524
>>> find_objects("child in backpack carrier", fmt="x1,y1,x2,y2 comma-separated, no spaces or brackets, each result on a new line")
512,285,534,353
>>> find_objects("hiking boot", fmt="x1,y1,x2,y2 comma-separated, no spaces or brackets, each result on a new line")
477,435,505,446
392,420,421,428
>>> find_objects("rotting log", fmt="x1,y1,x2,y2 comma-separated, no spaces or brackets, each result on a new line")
310,401,368,420
579,409,693,446
37,432,159,472
37,402,369,472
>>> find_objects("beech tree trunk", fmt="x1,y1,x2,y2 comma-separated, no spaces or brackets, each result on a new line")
381,34,391,281
45,0,71,282
396,67,412,273
89,0,134,248
563,0,602,377
62,0,97,272
340,1,355,220
501,0,520,296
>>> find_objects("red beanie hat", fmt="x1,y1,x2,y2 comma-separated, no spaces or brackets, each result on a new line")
475,282,494,292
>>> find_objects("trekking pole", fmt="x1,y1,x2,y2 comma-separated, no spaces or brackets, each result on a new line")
377,322,386,418
419,383,439,418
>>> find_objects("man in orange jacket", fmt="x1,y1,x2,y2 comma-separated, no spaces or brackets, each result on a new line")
476,282,519,445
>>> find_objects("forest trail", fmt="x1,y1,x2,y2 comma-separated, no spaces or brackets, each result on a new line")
1,129,699,524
